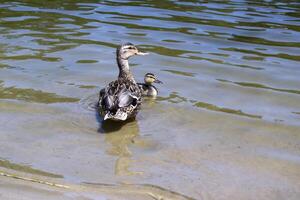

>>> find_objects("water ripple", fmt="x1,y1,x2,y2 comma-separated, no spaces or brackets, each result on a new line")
0,0,299,124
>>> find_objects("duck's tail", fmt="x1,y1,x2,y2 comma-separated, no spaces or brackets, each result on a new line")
104,110,128,121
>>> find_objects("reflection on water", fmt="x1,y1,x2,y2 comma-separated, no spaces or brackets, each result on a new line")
194,101,262,119
78,84,97,89
76,59,98,64
94,97,143,176
0,63,10,69
158,91,262,119
99,119,136,133
217,79,300,95
157,92,187,104
162,69,196,77
221,47,300,61
0,80,79,103
104,120,141,176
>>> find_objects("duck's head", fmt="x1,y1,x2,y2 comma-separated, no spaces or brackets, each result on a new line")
144,73,163,85
117,43,148,60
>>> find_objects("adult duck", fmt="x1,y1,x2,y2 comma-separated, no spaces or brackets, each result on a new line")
98,43,148,121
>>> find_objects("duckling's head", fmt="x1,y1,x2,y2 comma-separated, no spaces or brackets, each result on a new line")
117,43,148,60
144,73,163,85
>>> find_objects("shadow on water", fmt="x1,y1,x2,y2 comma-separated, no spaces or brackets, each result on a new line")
97,116,137,134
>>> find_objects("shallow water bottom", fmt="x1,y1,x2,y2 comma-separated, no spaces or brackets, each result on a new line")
0,97,300,200
0,172,163,200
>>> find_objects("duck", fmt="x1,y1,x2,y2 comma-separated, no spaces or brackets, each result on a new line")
138,73,162,97
98,43,148,121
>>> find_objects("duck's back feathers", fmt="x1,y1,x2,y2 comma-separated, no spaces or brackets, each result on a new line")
99,78,141,121
118,88,138,107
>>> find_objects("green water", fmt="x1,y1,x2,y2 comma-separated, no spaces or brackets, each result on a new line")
0,1,300,199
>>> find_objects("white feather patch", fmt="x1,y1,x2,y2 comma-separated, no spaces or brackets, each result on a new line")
104,113,110,120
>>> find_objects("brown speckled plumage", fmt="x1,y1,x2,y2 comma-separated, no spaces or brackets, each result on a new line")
98,43,147,121
138,73,162,97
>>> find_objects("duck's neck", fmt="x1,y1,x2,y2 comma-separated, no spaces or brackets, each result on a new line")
117,56,135,82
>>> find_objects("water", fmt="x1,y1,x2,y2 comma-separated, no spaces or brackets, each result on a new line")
0,1,300,199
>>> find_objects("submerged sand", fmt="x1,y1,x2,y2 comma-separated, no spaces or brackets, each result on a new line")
0,98,299,200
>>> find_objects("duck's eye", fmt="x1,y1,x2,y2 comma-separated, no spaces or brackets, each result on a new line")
128,46,135,50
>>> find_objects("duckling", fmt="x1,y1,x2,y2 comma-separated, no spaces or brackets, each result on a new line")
98,43,148,121
138,73,163,97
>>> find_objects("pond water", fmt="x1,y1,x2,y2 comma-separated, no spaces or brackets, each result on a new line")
0,1,300,199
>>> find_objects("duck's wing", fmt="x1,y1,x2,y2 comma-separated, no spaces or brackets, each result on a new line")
118,87,139,107
99,88,105,97
99,80,118,111
118,88,133,107
102,93,115,110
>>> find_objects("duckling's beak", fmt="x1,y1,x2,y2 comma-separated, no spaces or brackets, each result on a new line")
136,50,149,55
154,79,163,84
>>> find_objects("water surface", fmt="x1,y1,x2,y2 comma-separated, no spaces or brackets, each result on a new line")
0,1,300,199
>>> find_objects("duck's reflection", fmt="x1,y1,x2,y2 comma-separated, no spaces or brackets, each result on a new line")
98,119,134,133
97,112,142,175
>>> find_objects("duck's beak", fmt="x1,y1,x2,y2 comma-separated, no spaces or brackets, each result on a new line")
154,79,163,84
136,50,149,55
